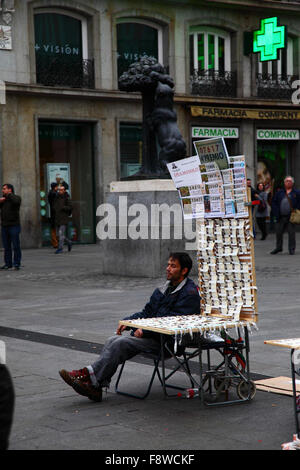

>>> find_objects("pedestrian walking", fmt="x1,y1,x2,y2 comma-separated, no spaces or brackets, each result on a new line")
256,182,268,240
53,185,73,254
0,183,22,270
47,182,58,249
247,178,258,238
270,176,300,255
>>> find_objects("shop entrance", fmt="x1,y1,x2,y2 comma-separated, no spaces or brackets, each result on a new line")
38,121,96,245
257,141,293,194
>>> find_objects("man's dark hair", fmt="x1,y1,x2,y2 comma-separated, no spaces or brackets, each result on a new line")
169,252,192,277
2,184,14,194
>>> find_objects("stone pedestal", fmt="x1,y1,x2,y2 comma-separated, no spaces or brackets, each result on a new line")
98,180,197,278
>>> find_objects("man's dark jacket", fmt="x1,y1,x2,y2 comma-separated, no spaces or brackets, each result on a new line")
0,194,21,227
123,278,200,342
271,188,300,219
53,193,72,226
48,189,57,228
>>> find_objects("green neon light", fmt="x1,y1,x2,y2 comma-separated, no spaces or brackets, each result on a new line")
253,17,285,62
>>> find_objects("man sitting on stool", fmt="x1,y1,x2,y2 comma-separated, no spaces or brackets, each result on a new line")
59,252,200,402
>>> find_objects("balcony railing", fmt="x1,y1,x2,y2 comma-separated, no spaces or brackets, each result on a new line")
256,73,298,100
190,70,237,98
36,57,95,89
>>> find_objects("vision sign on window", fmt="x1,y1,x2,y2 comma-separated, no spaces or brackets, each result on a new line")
34,13,82,59
117,22,158,77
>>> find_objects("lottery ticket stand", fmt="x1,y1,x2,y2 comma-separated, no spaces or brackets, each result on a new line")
118,139,259,406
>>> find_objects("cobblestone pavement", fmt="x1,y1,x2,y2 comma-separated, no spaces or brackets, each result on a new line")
1,234,300,451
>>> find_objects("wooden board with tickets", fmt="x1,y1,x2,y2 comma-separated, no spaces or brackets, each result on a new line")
167,137,258,325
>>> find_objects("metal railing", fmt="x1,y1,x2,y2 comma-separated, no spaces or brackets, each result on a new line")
36,57,95,89
190,70,237,98
256,73,298,100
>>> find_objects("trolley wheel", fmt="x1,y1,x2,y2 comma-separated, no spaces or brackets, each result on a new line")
236,379,256,400
214,376,232,392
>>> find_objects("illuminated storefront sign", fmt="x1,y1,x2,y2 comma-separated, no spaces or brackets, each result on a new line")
253,17,286,62
191,106,300,120
257,129,299,140
192,127,239,138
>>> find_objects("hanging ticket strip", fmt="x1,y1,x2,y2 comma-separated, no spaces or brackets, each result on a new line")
197,217,258,323
119,316,258,354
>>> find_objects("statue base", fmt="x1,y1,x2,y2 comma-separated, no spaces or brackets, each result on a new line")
99,180,197,278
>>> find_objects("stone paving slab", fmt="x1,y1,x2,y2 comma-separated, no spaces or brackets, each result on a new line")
1,234,300,450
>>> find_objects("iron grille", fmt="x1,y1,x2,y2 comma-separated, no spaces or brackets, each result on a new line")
190,70,237,98
36,57,95,89
256,73,298,100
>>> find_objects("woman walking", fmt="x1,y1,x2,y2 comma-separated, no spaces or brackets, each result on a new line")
256,182,268,240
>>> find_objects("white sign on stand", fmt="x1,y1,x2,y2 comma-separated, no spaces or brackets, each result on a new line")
193,137,230,171
167,137,248,220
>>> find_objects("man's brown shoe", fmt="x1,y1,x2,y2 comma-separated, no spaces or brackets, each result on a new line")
59,368,90,387
72,379,103,402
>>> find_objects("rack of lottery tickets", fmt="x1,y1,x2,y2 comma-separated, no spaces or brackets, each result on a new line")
120,154,259,405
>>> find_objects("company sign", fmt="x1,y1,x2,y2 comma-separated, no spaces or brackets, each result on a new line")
191,106,300,120
257,129,299,140
192,127,239,139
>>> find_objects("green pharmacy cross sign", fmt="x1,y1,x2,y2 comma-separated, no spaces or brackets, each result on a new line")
253,17,286,62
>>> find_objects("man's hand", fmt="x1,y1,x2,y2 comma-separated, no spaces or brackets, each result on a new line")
133,328,143,338
0,197,5,203
116,324,127,335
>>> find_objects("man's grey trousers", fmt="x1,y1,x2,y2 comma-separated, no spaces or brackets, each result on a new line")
88,335,162,387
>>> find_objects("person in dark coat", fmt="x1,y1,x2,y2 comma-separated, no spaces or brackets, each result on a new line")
53,185,73,254
47,182,58,249
0,184,22,270
59,252,201,402
0,364,15,450
256,182,268,240
270,176,300,255
247,178,258,238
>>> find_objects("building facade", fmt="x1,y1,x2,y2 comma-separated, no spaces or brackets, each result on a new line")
1,0,300,248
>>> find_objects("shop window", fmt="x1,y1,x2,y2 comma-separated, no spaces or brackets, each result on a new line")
257,142,292,194
189,26,236,97
256,36,298,99
39,122,95,245
119,123,143,179
34,11,94,88
189,27,231,73
117,20,163,78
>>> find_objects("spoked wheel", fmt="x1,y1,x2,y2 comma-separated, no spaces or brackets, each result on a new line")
236,379,256,400
214,375,232,393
